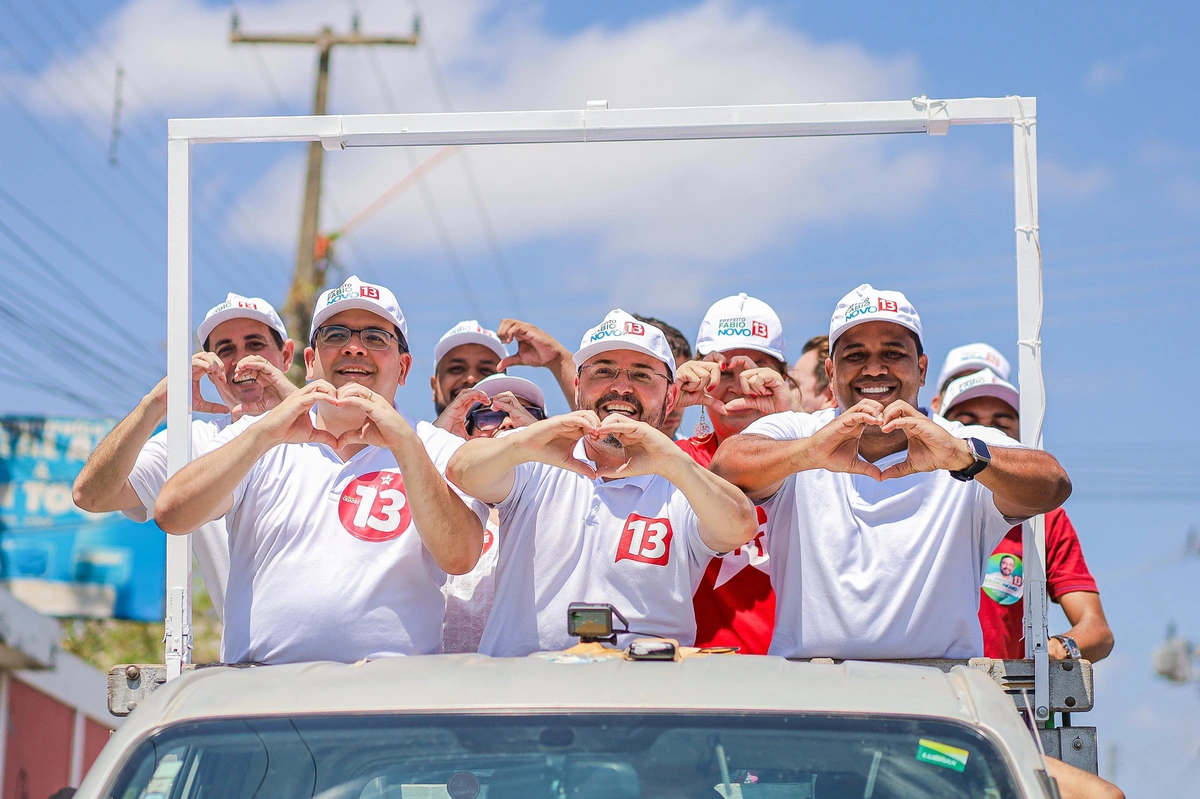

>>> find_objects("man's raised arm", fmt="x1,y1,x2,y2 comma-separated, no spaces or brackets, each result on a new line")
447,411,601,505
156,382,338,534
73,353,233,513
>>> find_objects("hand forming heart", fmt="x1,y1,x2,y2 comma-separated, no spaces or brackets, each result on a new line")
587,414,679,479
517,411,601,479
875,401,972,480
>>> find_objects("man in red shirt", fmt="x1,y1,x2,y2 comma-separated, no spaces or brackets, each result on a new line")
939,367,1114,662
675,293,793,654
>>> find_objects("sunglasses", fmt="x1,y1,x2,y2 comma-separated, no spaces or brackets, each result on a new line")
465,404,546,435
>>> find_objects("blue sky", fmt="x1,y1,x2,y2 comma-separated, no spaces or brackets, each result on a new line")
2,1,1198,792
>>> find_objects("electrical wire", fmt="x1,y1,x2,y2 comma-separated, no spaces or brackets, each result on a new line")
394,19,526,316
17,0,290,286
0,183,160,308
0,216,160,363
0,358,117,416
0,19,274,295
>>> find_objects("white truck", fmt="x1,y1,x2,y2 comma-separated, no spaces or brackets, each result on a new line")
85,653,1077,799
76,95,1105,798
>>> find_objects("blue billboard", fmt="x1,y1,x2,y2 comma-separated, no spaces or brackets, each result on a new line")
0,417,165,621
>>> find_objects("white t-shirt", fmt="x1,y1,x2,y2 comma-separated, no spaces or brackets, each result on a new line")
208,410,489,664
441,515,498,654
479,439,719,657
744,409,1026,660
124,416,232,623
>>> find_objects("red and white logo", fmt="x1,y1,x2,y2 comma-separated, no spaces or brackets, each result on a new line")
624,321,645,336
237,301,258,310
878,298,898,312
482,525,495,555
750,321,769,338
338,470,411,542
616,514,673,566
714,505,770,587
361,285,381,300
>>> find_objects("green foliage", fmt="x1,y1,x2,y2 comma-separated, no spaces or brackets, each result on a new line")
60,565,222,668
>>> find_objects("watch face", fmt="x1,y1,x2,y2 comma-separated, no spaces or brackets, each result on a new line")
970,437,992,462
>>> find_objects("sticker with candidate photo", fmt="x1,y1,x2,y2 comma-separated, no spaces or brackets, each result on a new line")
982,552,1023,605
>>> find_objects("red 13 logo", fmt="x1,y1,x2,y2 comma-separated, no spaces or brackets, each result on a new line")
616,514,673,566
338,470,411,542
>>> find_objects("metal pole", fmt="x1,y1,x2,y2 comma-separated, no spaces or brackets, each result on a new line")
1010,96,1049,722
165,137,194,680
281,32,333,356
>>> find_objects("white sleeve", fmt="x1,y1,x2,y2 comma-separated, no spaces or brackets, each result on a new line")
122,428,169,523
742,411,811,442
945,421,1027,450
422,425,490,528
204,415,261,510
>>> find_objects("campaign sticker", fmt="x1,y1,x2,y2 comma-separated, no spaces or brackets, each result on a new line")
915,739,969,773
982,552,1023,605
338,470,411,542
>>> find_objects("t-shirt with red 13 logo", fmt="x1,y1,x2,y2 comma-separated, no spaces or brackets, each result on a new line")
338,470,412,542
616,514,673,566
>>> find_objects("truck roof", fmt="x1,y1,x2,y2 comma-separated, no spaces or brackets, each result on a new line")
119,653,1028,730
81,655,1051,799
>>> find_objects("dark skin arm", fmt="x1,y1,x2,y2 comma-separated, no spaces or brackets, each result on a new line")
1053,591,1114,662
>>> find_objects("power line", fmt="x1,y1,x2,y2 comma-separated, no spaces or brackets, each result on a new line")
0,216,159,364
0,183,159,307
0,251,162,386
0,16,276,296
14,1,291,288
247,44,291,115
0,357,116,416
397,3,525,315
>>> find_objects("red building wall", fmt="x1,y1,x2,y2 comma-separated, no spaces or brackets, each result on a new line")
4,679,73,799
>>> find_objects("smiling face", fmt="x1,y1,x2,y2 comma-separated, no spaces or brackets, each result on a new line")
999,555,1016,577
829,321,927,411
431,343,502,415
943,395,1020,440
304,308,410,400
575,349,678,437
206,318,294,404
708,348,787,440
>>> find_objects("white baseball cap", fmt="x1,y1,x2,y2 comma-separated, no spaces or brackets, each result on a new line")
310,275,407,342
433,320,508,367
695,292,786,363
936,343,1011,392
469,373,547,413
941,368,1020,415
573,309,677,379
197,293,288,348
829,283,923,350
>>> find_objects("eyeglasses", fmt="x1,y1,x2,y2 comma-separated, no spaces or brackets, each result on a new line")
314,325,398,351
579,364,670,386
465,404,546,434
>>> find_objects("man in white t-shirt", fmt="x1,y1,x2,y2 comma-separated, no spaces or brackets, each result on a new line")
711,283,1072,659
156,276,488,664
72,293,295,622
447,310,758,656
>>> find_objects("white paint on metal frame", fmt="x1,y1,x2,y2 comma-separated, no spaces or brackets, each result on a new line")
163,96,1046,685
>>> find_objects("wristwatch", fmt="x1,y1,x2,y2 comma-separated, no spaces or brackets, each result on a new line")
1051,634,1082,659
949,437,991,482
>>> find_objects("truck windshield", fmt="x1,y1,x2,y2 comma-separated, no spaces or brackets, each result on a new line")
107,713,1019,799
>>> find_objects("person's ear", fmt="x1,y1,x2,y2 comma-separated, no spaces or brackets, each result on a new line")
304,347,317,381
917,353,928,387
397,352,413,387
281,339,296,370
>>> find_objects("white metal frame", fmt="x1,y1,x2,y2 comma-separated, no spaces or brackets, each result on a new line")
164,95,1049,718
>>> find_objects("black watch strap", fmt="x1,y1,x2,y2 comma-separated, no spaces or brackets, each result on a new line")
949,437,991,482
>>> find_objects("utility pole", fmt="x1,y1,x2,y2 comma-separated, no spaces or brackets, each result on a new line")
231,13,419,380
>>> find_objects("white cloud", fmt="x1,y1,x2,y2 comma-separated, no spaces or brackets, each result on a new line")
1083,47,1157,94
1038,158,1114,201
10,0,947,281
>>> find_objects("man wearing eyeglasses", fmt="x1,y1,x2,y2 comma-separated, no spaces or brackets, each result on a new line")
447,309,758,656
156,275,488,665
73,293,295,624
